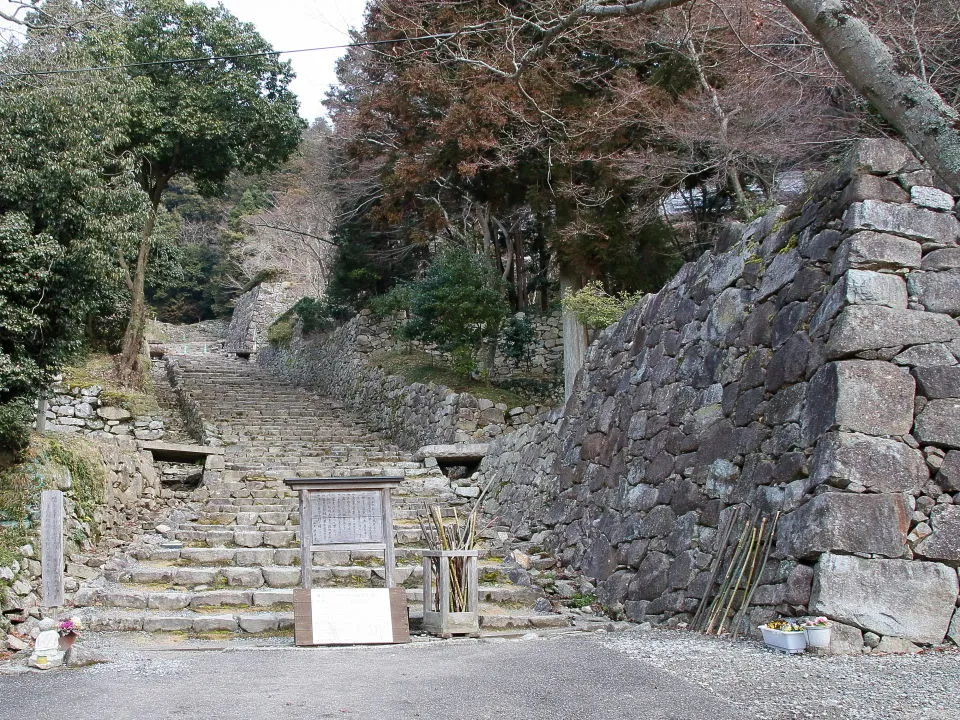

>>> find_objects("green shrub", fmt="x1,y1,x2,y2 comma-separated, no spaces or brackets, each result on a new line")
267,315,295,347
501,314,534,366
400,246,509,369
289,297,332,335
0,399,33,462
369,283,413,319
561,281,644,328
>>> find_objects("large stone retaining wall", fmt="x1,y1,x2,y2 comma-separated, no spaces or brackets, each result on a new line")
258,310,551,448
225,281,307,355
476,140,960,648
45,383,166,441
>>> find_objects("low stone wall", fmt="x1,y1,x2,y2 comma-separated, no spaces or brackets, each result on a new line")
258,310,552,448
304,308,563,382
163,358,222,445
45,383,165,441
1,436,161,648
477,140,960,649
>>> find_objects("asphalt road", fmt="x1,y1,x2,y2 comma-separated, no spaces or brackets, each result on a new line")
0,632,735,720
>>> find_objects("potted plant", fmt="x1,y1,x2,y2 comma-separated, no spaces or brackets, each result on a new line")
57,618,81,655
803,617,832,648
758,619,807,654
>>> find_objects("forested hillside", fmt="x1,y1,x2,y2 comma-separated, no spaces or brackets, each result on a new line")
1,0,958,455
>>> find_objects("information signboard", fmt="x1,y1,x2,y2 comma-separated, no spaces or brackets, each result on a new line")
283,476,409,646
311,490,384,545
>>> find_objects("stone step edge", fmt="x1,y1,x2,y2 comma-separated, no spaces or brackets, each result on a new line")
72,608,571,634
73,584,541,609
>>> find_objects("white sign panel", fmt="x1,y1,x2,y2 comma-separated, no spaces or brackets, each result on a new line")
311,490,384,545
310,588,394,644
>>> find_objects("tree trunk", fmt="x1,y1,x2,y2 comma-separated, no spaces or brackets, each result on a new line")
777,0,960,194
560,272,588,402
581,0,960,194
118,203,158,386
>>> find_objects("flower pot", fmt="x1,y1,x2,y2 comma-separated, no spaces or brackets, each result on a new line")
58,631,78,651
758,625,806,654
804,625,831,648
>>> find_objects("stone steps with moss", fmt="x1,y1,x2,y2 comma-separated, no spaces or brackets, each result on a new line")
66,351,562,638
71,603,570,635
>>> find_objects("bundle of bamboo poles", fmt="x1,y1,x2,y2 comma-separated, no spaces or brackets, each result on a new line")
419,503,479,613
691,508,779,638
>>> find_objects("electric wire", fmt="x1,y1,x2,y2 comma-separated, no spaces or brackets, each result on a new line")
2,29,495,79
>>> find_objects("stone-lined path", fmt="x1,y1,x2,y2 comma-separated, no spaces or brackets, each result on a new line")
69,353,570,636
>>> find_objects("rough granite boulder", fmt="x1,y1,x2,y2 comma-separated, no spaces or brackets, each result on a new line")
913,399,960,449
908,272,960,316
834,232,922,274
810,553,958,644
844,270,908,309
826,305,960,358
847,139,920,176
802,360,915,441
937,451,960,492
777,493,910,559
914,505,960,563
913,367,960,399
809,432,927,493
844,200,960,243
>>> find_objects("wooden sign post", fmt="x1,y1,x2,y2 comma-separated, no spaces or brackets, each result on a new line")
283,476,409,646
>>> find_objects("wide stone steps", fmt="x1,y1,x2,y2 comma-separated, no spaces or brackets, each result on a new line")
132,545,497,566
66,351,552,640
75,583,540,611
114,563,518,591
72,605,570,635
170,525,432,548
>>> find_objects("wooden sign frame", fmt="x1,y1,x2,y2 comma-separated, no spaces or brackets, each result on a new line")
283,477,409,645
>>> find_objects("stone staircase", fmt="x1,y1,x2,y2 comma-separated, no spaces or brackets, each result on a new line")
69,353,570,637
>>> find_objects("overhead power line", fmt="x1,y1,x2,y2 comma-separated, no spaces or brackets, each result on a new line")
4,30,488,79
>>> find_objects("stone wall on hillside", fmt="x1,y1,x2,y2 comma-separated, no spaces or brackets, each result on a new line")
45,383,166,441
1,436,161,647
280,308,563,383
257,310,553,449
225,281,307,355
476,140,960,649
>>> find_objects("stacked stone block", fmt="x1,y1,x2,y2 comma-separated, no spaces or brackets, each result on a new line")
258,310,553,448
476,140,960,648
46,384,165,441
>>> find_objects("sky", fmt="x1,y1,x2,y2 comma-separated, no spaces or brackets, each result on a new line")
206,0,369,122
0,0,370,122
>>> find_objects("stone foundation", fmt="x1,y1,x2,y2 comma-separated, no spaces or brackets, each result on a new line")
476,140,960,647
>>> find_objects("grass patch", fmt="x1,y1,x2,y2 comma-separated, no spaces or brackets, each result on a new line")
370,350,534,408
567,592,597,609
0,435,106,564
60,353,160,416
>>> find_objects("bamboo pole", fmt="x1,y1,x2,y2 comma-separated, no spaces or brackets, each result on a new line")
721,517,764,637
705,513,754,634
731,512,779,640
717,523,759,636
691,507,740,631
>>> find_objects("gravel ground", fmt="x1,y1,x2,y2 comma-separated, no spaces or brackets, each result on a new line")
2,627,958,719
599,628,960,720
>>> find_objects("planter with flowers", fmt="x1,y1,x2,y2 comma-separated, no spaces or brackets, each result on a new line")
759,619,807,654
803,617,832,648
57,618,81,659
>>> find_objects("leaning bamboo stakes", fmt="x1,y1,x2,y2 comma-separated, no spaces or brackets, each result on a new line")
731,512,779,640
690,506,740,630
419,498,488,613
697,509,778,637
